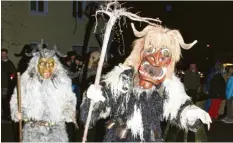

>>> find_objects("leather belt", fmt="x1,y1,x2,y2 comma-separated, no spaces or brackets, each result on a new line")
24,118,56,127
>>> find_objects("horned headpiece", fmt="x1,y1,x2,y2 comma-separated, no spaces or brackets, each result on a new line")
130,23,197,50
25,39,67,58
124,23,197,70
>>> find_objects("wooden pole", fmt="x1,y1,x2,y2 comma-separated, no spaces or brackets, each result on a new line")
17,72,22,142
82,16,117,143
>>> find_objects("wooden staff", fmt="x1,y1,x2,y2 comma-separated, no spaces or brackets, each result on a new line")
17,72,22,142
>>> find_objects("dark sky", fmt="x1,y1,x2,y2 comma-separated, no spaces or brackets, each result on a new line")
115,1,233,72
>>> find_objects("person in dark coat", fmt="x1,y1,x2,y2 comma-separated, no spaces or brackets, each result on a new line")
208,63,226,119
1,48,16,120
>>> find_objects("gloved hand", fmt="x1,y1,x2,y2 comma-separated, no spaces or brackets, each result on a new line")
182,105,212,130
87,84,106,102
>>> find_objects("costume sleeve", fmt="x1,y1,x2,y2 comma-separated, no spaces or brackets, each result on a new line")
63,84,77,123
80,84,112,127
163,75,204,131
80,64,134,127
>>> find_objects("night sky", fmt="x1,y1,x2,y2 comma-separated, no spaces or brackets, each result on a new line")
112,1,233,73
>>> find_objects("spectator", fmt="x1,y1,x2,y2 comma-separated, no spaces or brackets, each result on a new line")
72,55,85,85
67,51,78,72
86,51,100,80
184,64,200,103
208,63,226,120
221,66,233,123
204,62,222,111
1,48,16,120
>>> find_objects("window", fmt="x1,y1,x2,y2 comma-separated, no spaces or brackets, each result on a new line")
72,1,86,19
30,1,48,15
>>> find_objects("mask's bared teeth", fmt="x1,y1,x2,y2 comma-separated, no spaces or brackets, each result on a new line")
143,61,149,66
139,70,144,74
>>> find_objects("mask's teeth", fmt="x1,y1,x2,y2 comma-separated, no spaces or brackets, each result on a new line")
143,61,149,66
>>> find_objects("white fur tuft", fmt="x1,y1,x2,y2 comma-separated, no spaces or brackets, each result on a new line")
126,105,144,141
162,74,191,121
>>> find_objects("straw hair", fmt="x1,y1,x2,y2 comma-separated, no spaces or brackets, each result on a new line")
124,24,197,74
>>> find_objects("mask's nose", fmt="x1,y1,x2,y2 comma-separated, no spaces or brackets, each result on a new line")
146,51,160,66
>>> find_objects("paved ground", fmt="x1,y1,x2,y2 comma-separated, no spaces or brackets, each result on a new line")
1,119,233,142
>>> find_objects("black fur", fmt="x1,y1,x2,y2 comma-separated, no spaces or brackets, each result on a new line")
80,67,199,142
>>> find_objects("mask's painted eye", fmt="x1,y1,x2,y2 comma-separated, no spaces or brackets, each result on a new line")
39,61,45,66
146,46,156,53
161,47,170,57
49,62,54,67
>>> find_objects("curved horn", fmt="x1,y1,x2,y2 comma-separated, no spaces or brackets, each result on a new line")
53,45,67,58
170,30,197,50
130,23,155,38
25,47,37,57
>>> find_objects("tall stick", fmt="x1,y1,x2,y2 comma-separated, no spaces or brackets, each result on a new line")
17,72,22,142
82,17,117,143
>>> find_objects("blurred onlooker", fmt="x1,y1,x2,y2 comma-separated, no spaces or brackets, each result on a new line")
204,62,222,111
1,48,16,120
184,64,200,103
67,51,78,72
86,51,100,80
218,65,232,117
14,44,33,74
72,55,85,84
208,63,226,119
221,66,233,123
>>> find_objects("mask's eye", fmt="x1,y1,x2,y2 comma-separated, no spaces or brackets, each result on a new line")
146,46,156,53
161,47,170,57
39,61,45,66
49,62,54,67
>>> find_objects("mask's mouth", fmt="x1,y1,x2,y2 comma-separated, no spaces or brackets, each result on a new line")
138,60,167,84
43,72,52,78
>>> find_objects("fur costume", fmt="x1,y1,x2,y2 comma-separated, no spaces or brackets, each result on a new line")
80,23,211,142
10,45,77,142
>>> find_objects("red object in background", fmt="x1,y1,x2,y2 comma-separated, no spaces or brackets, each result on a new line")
208,99,222,119
10,73,15,79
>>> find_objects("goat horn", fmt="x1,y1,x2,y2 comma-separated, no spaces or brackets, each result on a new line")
170,30,197,50
25,46,38,57
130,23,155,38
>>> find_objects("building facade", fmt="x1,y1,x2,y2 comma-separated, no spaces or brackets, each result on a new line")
2,1,104,65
